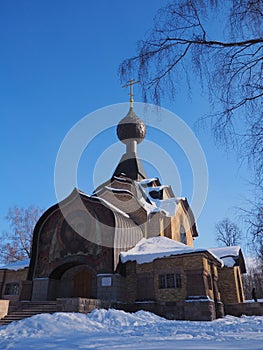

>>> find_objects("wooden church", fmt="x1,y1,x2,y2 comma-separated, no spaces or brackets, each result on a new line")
0,91,247,321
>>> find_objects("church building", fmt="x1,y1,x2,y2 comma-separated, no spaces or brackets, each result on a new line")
0,89,247,321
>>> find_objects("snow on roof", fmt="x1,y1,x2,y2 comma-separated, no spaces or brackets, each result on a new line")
113,175,132,183
93,196,130,218
0,258,30,271
120,236,208,264
151,198,178,217
138,178,158,186
209,246,241,257
105,186,134,195
149,185,170,191
145,191,178,217
137,179,182,217
208,246,241,268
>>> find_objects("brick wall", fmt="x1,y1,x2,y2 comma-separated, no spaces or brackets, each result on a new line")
218,267,244,304
123,253,220,304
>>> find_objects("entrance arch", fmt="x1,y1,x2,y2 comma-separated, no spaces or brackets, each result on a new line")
48,263,96,299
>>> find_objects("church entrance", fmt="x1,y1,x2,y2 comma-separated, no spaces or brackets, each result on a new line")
73,269,92,297
48,264,95,299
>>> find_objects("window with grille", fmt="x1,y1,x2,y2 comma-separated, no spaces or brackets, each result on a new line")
4,283,19,295
159,273,182,289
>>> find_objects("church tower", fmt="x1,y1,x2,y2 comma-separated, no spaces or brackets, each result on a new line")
114,79,147,180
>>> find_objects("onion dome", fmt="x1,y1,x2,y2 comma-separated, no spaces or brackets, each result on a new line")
117,107,146,144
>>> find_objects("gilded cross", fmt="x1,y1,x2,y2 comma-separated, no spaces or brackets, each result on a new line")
122,79,140,108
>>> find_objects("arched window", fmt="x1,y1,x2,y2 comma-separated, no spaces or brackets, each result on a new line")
180,224,187,244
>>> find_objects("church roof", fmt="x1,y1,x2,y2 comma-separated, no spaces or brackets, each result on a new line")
209,246,246,273
112,153,147,180
93,174,198,238
120,236,221,265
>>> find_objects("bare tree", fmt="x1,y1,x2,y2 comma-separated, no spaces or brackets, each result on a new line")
245,199,263,265
120,0,263,184
0,206,43,264
242,258,263,300
215,218,242,247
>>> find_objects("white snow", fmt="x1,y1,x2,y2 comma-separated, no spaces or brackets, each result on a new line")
209,246,241,267
150,197,178,216
209,246,241,258
0,309,262,350
120,236,208,264
105,186,133,195
149,185,169,191
137,179,180,217
0,259,30,271
138,178,158,186
93,195,130,219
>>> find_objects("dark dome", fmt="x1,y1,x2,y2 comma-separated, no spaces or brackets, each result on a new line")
117,107,146,144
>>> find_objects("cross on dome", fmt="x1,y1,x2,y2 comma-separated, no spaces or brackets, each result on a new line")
122,79,140,108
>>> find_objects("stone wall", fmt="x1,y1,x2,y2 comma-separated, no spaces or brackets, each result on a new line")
55,297,218,321
225,301,263,317
57,298,110,313
114,299,218,321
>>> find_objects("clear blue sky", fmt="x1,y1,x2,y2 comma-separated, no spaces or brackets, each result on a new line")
0,1,252,251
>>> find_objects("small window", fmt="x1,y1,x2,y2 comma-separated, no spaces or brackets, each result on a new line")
4,283,19,295
180,224,187,244
159,273,182,289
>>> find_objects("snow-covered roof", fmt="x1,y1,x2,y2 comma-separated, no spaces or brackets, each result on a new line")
136,179,179,217
0,258,30,271
93,195,130,219
209,246,241,258
120,236,218,265
150,198,178,217
104,186,134,195
209,246,240,267
209,246,246,272
138,178,158,186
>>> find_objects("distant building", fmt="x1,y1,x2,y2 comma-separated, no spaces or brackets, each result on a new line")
0,102,247,321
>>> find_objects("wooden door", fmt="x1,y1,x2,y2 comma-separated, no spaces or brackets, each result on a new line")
73,269,92,297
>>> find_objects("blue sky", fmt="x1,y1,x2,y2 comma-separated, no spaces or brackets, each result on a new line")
0,1,253,251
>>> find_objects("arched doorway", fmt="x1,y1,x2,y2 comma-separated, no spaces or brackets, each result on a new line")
48,263,96,299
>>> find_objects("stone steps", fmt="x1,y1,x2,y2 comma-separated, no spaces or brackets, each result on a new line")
0,301,58,326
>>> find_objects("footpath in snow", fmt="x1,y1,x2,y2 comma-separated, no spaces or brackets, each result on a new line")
0,309,263,349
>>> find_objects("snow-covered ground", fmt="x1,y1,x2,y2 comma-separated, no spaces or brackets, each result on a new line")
0,309,262,350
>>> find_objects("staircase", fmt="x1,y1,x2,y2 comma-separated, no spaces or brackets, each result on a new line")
0,301,58,326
